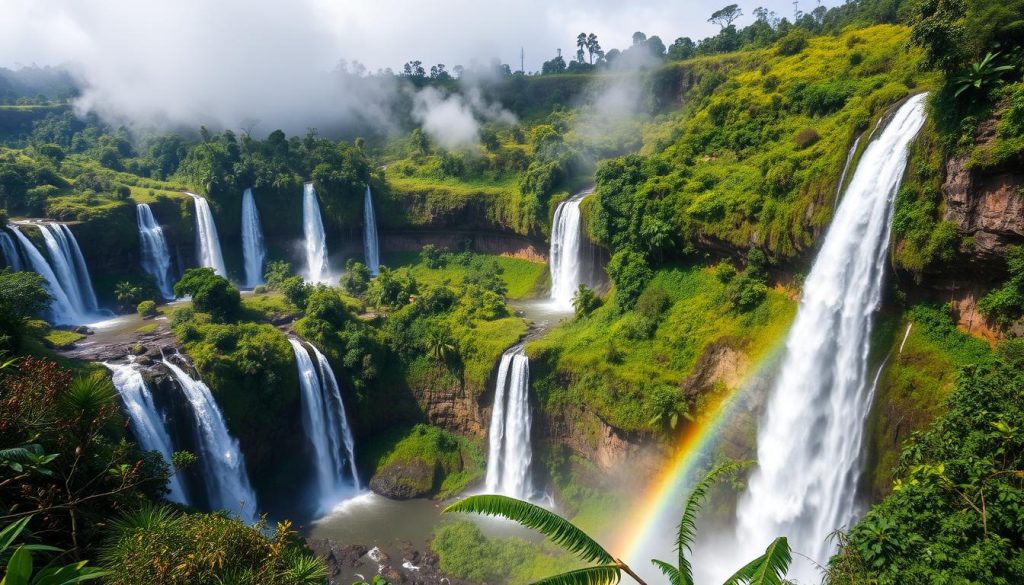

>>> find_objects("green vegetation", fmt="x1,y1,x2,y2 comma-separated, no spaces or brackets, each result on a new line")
366,424,484,499
445,463,792,585
0,269,51,351
978,246,1024,327
833,355,1024,584
389,249,547,300
431,521,535,584
530,264,794,433
100,505,326,585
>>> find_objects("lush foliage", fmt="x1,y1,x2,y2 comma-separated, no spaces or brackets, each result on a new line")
978,246,1024,327
173,268,240,321
0,269,50,351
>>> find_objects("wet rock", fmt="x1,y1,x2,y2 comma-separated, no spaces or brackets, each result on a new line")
369,459,437,499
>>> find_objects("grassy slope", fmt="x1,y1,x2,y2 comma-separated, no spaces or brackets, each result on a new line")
529,265,796,433
387,250,548,299
626,25,935,259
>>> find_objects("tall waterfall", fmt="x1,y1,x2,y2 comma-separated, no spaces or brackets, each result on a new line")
188,193,226,277
0,230,22,271
485,345,533,500
288,338,360,511
731,94,928,580
240,188,266,288
9,224,97,324
104,362,188,504
363,185,380,276
549,191,588,309
162,357,258,523
302,182,330,282
136,204,175,299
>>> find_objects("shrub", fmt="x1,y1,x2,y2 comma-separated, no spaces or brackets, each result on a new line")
978,246,1024,326
420,244,447,269
635,286,670,320
607,249,653,312
136,300,157,318
572,284,602,319
264,260,292,290
431,521,531,584
253,284,268,295
173,268,240,321
795,128,821,149
777,29,809,56
341,259,371,297
280,276,312,310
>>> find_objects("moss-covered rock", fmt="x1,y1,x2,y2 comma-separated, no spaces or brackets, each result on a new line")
365,424,484,500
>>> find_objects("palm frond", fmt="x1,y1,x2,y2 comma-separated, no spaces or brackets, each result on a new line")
722,537,791,585
651,559,681,585
529,565,621,585
279,549,329,584
444,495,614,564
675,461,745,585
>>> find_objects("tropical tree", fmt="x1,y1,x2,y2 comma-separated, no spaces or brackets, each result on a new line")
576,33,588,63
572,284,601,319
444,463,792,585
709,4,743,29
586,33,603,64
425,326,457,364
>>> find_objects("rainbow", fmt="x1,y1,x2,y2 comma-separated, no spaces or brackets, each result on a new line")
613,347,783,566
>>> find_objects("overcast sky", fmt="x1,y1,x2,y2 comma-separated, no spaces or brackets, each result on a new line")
0,0,838,131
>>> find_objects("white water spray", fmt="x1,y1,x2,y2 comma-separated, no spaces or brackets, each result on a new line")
729,94,928,581
549,191,589,309
288,338,360,511
136,204,175,299
241,188,266,288
303,182,330,282
485,345,533,499
104,362,188,504
363,185,380,276
188,193,226,277
162,357,258,523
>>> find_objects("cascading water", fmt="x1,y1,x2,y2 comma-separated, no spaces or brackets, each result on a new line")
485,345,533,500
727,94,928,581
303,182,330,282
162,356,258,523
104,362,188,504
136,204,175,299
288,338,360,511
37,223,99,315
363,185,380,276
0,230,22,271
240,188,266,288
549,191,589,309
834,134,863,209
188,193,226,277
9,224,99,324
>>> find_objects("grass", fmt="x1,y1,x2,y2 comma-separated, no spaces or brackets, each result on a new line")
387,251,548,300
240,291,303,322
363,424,485,499
135,323,158,334
528,264,795,432
40,326,85,349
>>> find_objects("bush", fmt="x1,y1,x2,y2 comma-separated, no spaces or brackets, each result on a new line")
173,268,240,321
777,29,809,56
607,249,653,312
280,276,312,310
100,506,326,585
420,244,447,269
341,259,371,297
431,521,531,584
978,246,1024,327
264,260,292,290
635,286,670,320
572,284,602,319
136,300,157,318
795,128,821,149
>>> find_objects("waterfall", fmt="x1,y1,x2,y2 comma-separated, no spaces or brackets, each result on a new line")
363,185,380,276
288,338,360,511
9,224,95,324
188,193,226,277
834,134,863,209
38,223,99,315
162,357,258,523
0,230,22,271
136,204,175,299
240,188,266,288
485,345,533,500
729,94,928,580
549,191,589,309
302,182,330,282
104,362,188,504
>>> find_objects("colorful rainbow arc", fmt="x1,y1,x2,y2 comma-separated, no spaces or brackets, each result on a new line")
613,347,782,565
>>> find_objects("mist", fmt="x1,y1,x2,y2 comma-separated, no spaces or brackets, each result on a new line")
0,0,841,135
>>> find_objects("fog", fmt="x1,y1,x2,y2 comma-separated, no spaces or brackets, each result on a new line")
0,0,838,134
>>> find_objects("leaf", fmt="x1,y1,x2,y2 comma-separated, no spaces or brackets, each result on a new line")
722,537,791,585
651,559,681,585
444,495,615,564
675,462,745,585
4,546,33,585
529,565,621,585
0,517,33,555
